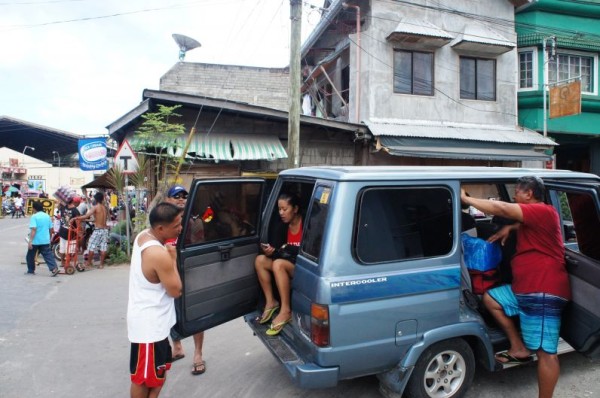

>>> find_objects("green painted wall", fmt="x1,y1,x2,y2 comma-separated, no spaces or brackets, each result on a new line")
516,0,600,137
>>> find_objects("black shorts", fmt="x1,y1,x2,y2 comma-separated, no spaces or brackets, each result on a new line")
130,338,172,387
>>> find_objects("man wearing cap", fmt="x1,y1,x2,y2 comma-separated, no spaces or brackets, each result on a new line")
164,185,207,376
76,191,109,269
26,201,60,276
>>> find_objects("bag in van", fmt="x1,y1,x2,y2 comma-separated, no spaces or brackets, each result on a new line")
461,233,502,272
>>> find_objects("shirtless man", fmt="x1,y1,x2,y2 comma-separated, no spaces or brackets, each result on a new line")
76,191,110,268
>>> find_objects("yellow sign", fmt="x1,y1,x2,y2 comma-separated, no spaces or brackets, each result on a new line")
550,80,581,119
110,193,118,208
26,198,56,216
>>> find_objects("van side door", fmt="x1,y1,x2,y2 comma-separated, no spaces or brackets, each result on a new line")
545,180,600,358
175,178,264,336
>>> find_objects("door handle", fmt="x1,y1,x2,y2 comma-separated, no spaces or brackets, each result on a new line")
565,255,579,264
218,244,234,261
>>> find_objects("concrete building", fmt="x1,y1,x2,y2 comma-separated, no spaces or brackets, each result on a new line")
300,0,556,166
0,147,95,196
516,0,600,173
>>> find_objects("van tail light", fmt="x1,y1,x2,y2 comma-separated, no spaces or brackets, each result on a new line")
311,303,330,347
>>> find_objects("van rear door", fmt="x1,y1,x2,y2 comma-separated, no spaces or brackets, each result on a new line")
546,180,600,358
175,178,265,336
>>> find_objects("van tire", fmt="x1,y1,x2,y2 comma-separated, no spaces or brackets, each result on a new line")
404,338,475,398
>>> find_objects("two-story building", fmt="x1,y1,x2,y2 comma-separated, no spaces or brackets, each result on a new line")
516,0,600,173
301,0,555,166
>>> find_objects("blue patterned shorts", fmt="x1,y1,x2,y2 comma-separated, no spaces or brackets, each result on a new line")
488,284,568,354
88,228,109,252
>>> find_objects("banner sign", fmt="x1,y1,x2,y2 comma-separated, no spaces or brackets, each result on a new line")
79,138,108,171
550,80,581,119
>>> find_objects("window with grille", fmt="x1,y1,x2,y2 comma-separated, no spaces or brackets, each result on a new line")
519,50,534,89
549,53,594,93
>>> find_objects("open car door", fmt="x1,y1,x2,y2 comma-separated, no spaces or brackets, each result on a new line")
546,180,600,358
175,178,265,336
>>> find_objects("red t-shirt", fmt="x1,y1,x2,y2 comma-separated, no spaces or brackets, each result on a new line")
511,203,571,299
287,220,303,247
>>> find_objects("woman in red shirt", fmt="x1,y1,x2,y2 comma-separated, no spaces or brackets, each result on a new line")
254,193,303,336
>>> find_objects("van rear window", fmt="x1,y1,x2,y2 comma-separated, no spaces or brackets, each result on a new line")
302,185,332,261
354,187,453,264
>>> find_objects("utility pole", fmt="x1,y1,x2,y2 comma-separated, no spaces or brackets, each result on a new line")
542,36,556,137
288,0,302,169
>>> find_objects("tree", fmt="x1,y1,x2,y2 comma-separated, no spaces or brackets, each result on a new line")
134,104,186,195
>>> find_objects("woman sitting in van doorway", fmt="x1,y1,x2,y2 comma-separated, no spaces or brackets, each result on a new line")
254,192,303,336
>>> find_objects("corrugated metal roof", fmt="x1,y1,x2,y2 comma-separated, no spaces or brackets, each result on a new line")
365,119,556,146
451,24,514,48
379,137,551,161
388,18,454,39
518,33,600,52
130,133,287,161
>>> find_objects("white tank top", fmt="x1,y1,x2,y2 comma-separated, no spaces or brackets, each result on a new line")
127,231,176,343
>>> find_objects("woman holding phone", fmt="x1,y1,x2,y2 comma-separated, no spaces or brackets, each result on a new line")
254,192,303,336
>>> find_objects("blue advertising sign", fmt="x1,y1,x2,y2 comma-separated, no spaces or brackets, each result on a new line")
78,138,108,171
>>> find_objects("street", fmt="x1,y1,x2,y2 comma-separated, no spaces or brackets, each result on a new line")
0,216,598,398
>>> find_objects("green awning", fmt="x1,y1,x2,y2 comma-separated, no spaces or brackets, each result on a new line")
128,134,287,161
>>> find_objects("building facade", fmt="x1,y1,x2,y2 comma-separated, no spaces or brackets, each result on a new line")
516,0,600,173
300,0,555,166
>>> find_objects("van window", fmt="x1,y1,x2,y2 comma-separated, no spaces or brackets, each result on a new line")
555,190,600,260
355,187,453,264
183,181,262,246
302,185,332,261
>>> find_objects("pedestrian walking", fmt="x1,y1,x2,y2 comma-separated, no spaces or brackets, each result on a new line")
25,201,59,276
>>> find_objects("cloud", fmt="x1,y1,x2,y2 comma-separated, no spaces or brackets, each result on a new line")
0,0,323,136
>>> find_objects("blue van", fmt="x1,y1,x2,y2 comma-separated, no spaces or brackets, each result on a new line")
175,166,600,398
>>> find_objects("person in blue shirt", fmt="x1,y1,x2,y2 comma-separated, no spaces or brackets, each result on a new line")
26,201,59,276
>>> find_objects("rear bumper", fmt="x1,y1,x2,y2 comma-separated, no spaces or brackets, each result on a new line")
244,313,339,389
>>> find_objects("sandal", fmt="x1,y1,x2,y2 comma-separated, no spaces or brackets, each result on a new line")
266,318,292,336
495,352,533,365
191,361,206,375
257,305,279,324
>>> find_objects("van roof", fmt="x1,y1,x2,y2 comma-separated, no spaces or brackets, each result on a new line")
279,166,600,182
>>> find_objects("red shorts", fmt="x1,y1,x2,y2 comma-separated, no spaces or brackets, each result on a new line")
130,338,172,387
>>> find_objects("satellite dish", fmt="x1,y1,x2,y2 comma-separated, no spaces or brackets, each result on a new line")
172,34,201,61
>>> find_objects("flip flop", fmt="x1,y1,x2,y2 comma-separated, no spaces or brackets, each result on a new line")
191,361,206,375
495,352,533,365
257,305,279,324
266,318,292,336
171,354,185,362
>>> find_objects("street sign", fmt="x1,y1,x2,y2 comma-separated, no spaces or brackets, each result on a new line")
114,139,139,174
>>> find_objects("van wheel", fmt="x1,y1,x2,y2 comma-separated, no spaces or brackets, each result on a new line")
404,338,474,398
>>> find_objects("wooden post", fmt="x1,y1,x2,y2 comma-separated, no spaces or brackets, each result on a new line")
288,0,302,169
124,174,131,257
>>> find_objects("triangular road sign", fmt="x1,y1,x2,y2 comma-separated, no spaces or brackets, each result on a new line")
114,139,139,174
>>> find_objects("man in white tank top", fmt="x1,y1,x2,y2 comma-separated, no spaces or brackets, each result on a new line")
127,202,183,398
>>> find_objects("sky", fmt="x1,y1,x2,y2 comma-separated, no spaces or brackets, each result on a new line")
0,0,325,137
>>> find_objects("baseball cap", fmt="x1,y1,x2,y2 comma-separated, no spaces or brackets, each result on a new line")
167,185,188,198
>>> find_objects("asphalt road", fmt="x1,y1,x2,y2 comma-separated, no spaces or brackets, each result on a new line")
0,216,598,397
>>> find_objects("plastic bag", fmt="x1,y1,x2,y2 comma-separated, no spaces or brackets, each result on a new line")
461,233,502,272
